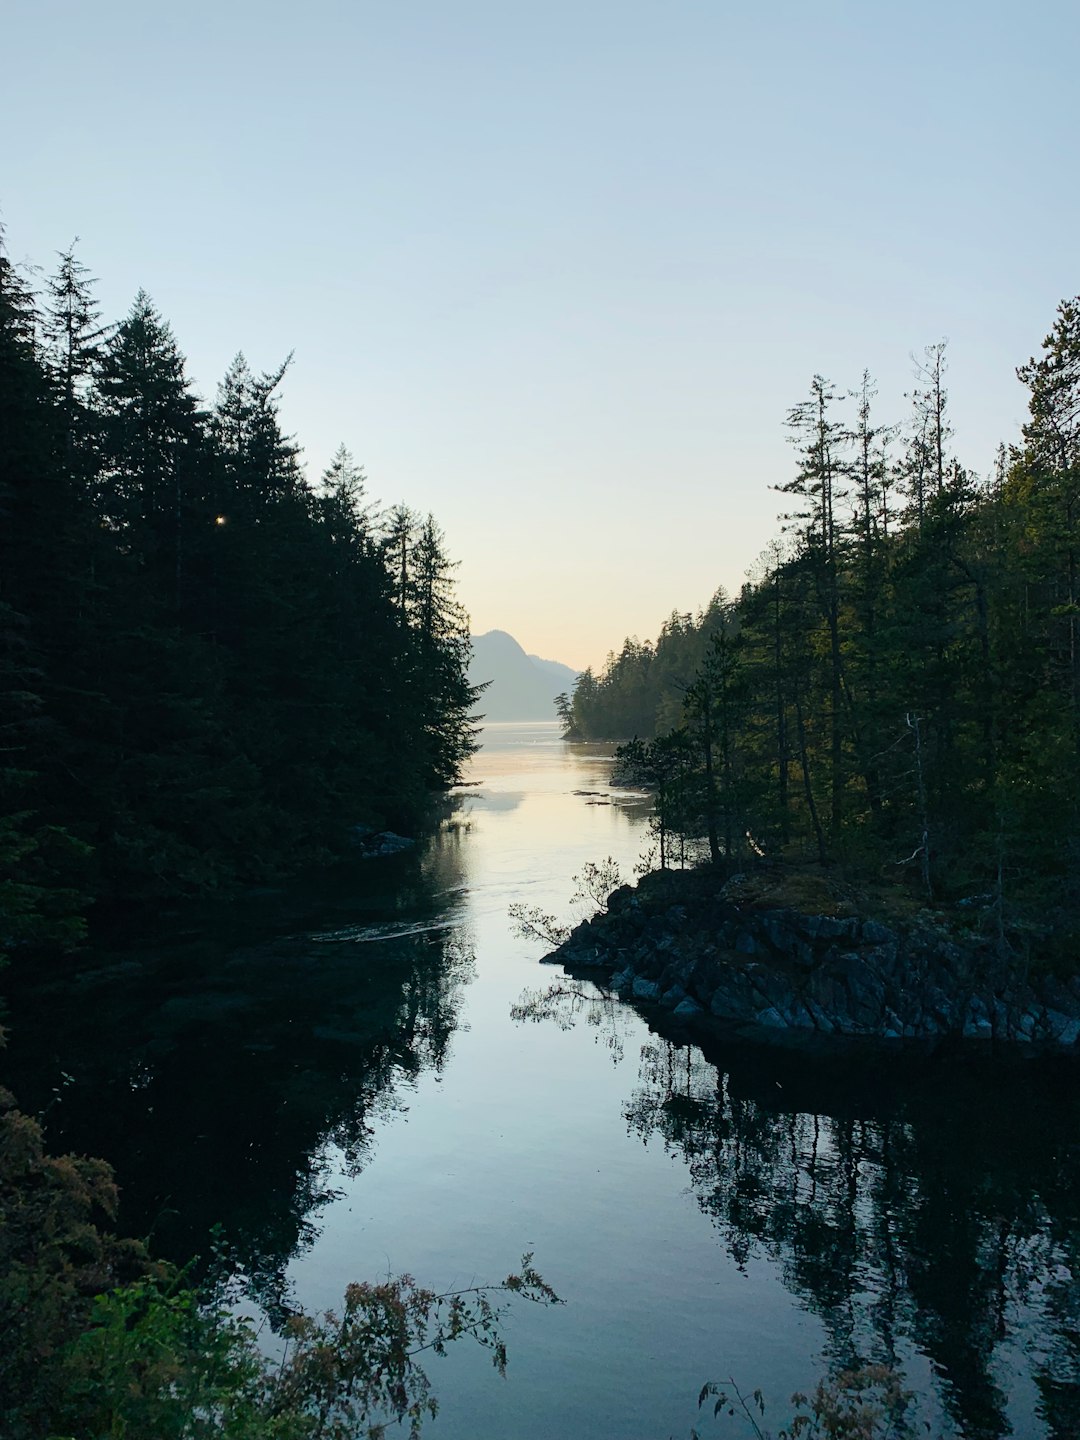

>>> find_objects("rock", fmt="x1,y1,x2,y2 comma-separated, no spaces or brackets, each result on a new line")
861,918,894,945
799,913,855,941
745,965,789,1010
356,829,415,856
791,940,816,970
537,865,1080,1051
862,942,900,977
962,1012,994,1040
784,998,820,1030
1016,1009,1037,1042
759,910,794,951
755,1006,788,1028
570,948,609,969
709,980,757,1022
632,977,661,1001
962,996,994,1039
606,884,635,913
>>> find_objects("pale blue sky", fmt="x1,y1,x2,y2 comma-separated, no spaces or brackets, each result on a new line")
4,1,1078,669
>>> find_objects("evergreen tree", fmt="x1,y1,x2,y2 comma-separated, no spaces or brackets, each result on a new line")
93,291,204,612
781,376,849,841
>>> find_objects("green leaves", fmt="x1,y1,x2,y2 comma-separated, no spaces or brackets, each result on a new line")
2,1104,560,1440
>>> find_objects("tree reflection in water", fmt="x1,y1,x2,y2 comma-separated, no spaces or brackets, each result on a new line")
521,977,1080,1440
4,918,476,1322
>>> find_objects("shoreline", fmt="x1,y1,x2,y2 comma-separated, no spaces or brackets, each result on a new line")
540,864,1080,1051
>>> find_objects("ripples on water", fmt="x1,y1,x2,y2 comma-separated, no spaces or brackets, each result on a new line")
3,722,1078,1438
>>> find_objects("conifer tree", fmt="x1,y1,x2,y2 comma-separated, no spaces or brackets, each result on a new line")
93,291,204,612
781,376,849,840
43,241,109,451
1015,300,1080,729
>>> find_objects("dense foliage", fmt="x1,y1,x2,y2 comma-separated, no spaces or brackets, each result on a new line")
0,1086,558,1438
0,227,478,950
564,316,1080,933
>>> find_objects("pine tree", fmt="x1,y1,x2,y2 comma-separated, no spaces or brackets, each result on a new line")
1015,299,1080,729
42,240,109,451
781,376,849,841
0,227,90,950
93,291,204,612
409,515,481,786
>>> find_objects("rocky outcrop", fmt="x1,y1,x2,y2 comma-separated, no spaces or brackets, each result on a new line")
542,867,1080,1048
350,827,416,857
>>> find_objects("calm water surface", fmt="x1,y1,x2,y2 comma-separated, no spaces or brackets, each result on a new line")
5,722,1079,1439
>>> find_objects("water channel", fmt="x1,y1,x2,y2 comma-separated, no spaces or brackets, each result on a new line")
5,722,1080,1438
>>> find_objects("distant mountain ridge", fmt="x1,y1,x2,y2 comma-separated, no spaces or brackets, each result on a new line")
468,630,579,721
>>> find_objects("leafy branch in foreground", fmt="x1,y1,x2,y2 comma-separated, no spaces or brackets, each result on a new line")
508,856,623,949
50,1256,561,1440
2,1086,561,1438
694,1368,919,1440
268,1256,561,1438
507,902,570,947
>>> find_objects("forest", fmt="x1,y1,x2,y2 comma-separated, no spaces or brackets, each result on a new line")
560,311,1080,949
0,227,479,964
0,222,519,1437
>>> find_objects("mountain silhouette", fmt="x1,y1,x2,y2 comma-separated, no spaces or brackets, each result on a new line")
468,630,578,721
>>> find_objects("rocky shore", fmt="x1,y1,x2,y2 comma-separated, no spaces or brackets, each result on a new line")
541,866,1080,1048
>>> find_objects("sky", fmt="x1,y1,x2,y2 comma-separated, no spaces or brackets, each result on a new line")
4,0,1079,671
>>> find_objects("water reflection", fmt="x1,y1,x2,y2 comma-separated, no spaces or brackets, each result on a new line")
3,850,476,1316
12,722,1077,1439
521,981,1080,1438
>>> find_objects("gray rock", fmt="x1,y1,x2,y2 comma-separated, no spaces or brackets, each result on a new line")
540,869,1080,1051
962,1009,994,1039
806,914,858,941
745,965,789,1009
882,1008,905,1039
863,941,900,976
606,884,635,913
359,830,415,856
801,998,835,1034
791,940,816,969
784,999,819,1030
632,977,661,1001
760,910,796,952
861,919,894,945
754,1006,789,1028
709,982,756,1021
572,948,609,969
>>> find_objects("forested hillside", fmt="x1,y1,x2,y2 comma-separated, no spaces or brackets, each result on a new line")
0,228,478,953
564,313,1080,932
